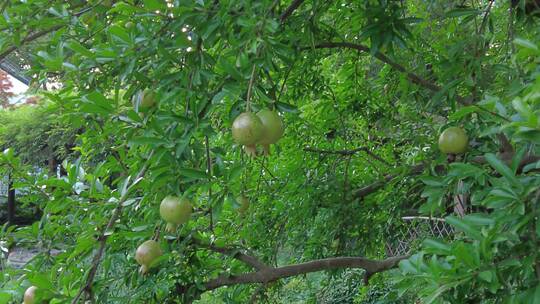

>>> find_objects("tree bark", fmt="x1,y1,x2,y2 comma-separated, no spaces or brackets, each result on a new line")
176,254,408,296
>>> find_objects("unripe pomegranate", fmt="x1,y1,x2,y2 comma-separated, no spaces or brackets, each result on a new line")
438,127,468,154
256,109,284,155
132,89,156,111
232,112,264,157
160,196,193,232
23,286,37,304
237,195,249,216
135,240,162,275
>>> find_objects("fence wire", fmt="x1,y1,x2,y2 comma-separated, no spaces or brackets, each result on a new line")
386,216,455,257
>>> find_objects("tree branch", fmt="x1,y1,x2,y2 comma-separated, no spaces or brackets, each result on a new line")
304,146,391,166
204,255,407,291
353,152,540,200
353,164,426,199
307,42,472,106
177,255,408,295
0,25,63,62
0,2,97,63
202,242,270,271
280,0,306,23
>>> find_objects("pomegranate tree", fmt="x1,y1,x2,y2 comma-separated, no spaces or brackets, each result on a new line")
159,196,193,232
438,126,468,154
232,112,264,156
256,109,284,155
135,240,162,275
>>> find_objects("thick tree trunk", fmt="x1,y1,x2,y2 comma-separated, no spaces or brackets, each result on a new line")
7,176,15,226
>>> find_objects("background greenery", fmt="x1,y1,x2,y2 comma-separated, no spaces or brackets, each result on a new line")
0,0,540,303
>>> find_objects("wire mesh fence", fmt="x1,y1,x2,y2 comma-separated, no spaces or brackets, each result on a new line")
0,176,8,198
386,216,455,257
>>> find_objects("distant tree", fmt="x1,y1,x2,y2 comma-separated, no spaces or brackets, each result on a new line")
0,70,15,108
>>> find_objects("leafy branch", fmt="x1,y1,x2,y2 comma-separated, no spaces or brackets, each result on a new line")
304,146,391,166
71,150,155,304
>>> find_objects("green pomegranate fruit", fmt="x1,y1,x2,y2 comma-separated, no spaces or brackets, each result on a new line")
257,109,284,155
438,127,468,154
232,112,264,157
135,240,162,275
160,196,193,232
133,89,156,111
237,195,250,216
23,286,37,304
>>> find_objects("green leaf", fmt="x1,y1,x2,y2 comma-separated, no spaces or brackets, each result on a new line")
143,0,165,11
66,41,94,58
514,38,539,52
0,292,11,304
445,8,480,18
399,259,417,274
478,270,493,283
446,216,482,240
449,106,478,120
484,153,521,189
129,136,168,147
132,225,150,232
276,101,298,113
108,25,132,44
29,273,53,289
420,176,444,187
179,168,208,179
81,91,114,115
423,239,451,255
463,213,495,226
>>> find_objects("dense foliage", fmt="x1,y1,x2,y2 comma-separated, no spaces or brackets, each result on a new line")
0,0,540,303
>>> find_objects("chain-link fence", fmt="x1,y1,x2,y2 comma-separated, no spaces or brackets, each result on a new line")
386,216,455,257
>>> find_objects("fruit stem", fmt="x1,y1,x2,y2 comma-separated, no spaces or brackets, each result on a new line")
262,144,271,156
139,265,148,275
244,145,257,157
165,223,177,233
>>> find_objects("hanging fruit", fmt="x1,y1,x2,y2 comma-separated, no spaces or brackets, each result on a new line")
256,108,284,155
135,240,162,275
232,112,264,157
438,127,468,154
159,196,193,233
23,286,38,304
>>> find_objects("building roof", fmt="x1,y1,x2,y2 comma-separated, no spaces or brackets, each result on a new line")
0,53,31,85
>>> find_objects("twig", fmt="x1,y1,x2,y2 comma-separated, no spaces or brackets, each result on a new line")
304,146,391,166
201,241,269,271
353,163,427,199
280,0,306,23
479,0,495,36
307,42,472,106
205,135,213,232
0,25,64,62
0,1,99,62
